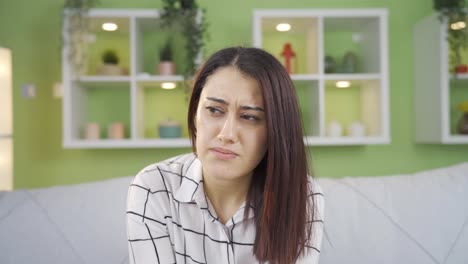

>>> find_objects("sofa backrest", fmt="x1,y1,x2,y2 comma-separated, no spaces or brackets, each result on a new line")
320,162,468,264
0,162,467,264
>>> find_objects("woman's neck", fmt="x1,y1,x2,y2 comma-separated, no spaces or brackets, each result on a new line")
203,172,252,224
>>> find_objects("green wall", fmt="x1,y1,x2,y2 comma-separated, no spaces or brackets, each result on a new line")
1,0,467,189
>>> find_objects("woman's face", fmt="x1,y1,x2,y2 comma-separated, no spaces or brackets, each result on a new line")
195,66,267,182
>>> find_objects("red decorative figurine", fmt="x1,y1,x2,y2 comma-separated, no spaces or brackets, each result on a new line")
455,64,468,73
280,43,297,74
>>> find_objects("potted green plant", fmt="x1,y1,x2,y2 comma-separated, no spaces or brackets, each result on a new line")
158,40,175,75
98,49,122,75
433,0,468,73
160,0,209,79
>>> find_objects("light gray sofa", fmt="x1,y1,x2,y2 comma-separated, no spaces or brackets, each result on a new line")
1,162,467,264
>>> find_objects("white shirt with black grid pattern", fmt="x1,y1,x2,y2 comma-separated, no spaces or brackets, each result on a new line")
126,153,324,264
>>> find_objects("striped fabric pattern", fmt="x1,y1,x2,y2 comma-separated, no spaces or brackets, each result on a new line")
126,153,324,264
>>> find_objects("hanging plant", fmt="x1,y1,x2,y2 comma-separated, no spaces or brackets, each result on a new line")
160,0,209,80
62,0,100,76
433,0,468,73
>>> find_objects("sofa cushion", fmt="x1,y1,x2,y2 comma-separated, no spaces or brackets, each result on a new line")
0,176,133,264
319,162,468,264
0,190,83,264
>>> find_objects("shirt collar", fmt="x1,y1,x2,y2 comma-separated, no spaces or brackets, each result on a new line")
174,154,205,204
173,153,255,221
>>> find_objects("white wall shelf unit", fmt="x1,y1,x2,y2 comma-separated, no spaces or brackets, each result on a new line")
414,14,468,144
253,9,390,145
62,9,199,148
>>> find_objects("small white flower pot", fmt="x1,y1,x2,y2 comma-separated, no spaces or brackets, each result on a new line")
97,64,122,75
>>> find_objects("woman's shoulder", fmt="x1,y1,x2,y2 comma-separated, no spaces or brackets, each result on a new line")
130,152,197,192
307,176,324,198
303,176,325,262
307,176,325,218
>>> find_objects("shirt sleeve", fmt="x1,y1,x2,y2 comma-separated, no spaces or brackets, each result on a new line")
126,167,176,264
296,178,325,264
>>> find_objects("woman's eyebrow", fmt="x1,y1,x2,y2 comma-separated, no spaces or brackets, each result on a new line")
206,97,264,112
240,105,264,112
206,96,227,105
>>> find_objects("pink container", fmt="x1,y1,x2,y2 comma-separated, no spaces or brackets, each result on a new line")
85,123,100,140
157,61,175,75
108,122,125,139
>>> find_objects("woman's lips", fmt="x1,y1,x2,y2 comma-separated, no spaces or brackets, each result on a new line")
210,147,238,160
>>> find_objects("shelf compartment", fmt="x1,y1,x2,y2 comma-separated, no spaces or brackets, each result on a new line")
135,81,189,139
449,78,468,135
69,81,131,141
324,78,382,137
323,16,381,74
447,16,468,73
294,80,320,136
84,15,131,76
259,17,319,75
134,17,187,76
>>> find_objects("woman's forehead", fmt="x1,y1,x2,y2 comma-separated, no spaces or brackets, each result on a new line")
201,67,263,103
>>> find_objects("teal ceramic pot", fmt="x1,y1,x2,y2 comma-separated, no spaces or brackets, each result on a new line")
159,120,181,138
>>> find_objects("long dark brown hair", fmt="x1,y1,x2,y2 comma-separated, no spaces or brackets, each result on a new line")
187,47,315,264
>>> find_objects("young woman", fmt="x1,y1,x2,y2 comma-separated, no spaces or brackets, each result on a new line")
126,47,324,264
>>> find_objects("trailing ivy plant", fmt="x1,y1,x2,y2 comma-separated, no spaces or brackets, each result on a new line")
160,0,209,80
62,0,100,76
434,0,468,72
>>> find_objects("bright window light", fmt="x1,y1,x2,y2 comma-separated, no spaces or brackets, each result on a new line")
276,23,291,32
161,82,176,89
0,64,7,76
451,21,466,30
102,22,118,31
336,81,351,88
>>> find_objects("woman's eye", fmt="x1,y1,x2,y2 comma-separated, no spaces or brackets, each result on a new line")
205,106,223,115
241,114,259,122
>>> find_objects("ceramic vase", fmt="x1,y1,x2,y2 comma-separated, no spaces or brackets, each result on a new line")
108,122,125,139
347,121,366,137
327,119,343,137
342,51,358,73
159,119,181,138
158,61,175,75
85,122,100,140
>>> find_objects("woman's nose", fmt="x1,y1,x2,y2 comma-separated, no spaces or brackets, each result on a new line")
217,114,238,143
